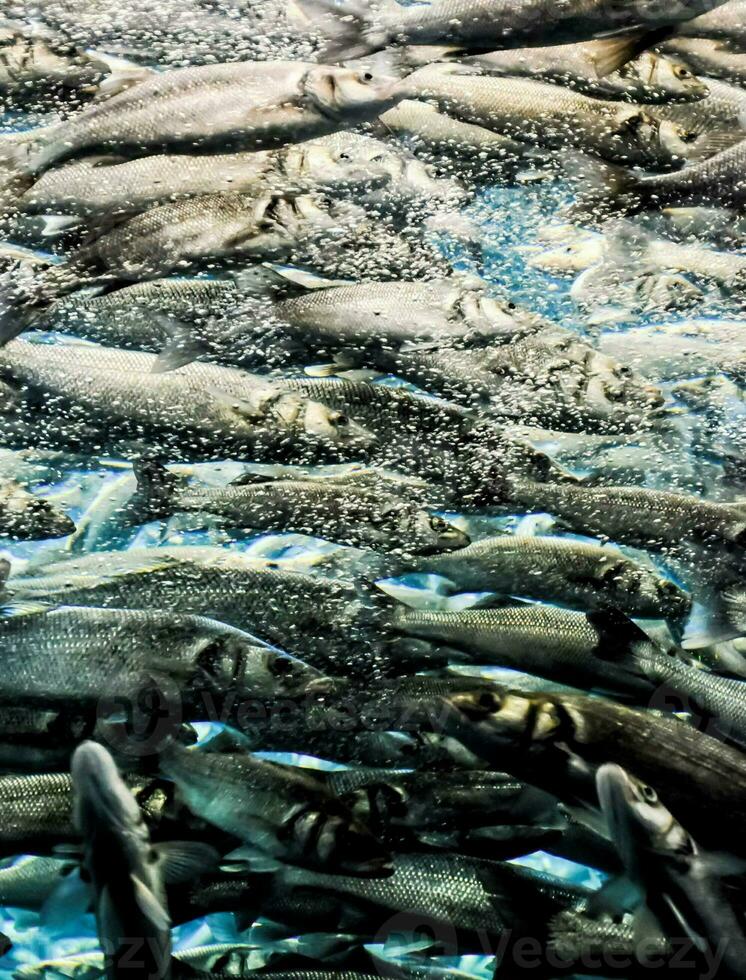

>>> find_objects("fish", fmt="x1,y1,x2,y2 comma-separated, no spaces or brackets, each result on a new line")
172,851,587,950
295,0,731,64
418,534,689,617
129,457,469,555
159,740,392,875
3,545,390,673
0,339,374,462
275,277,547,356
0,477,74,539
597,763,746,979
438,686,746,853
0,854,77,911
676,0,746,43
548,908,672,971
662,36,746,85
377,99,536,176
644,76,746,142
461,44,709,104
0,21,108,106
598,318,746,381
568,138,746,219
1,62,403,180
381,328,665,434
71,740,216,980
391,602,667,695
16,151,277,223
401,65,692,167
506,478,746,549
0,603,324,709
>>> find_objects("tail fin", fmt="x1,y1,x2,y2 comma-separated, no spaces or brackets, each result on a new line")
128,457,180,523
562,152,646,222
290,0,394,60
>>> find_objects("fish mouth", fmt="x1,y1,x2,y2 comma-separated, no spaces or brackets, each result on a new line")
596,762,637,833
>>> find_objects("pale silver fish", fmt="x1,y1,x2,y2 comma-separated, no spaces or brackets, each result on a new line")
1,61,404,178
402,65,693,167
295,0,732,63
0,477,74,539
462,44,708,104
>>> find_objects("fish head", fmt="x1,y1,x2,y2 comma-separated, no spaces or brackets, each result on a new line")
298,397,377,452
635,271,703,312
596,763,693,873
658,120,702,163
526,238,602,276
609,108,665,166
439,687,565,756
71,741,147,848
250,193,332,253
393,506,470,555
589,556,691,618
0,481,75,539
304,65,402,122
287,803,392,877
341,780,411,834
255,647,329,699
281,138,394,193
642,53,709,103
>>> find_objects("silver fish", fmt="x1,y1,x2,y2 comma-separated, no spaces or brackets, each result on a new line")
159,741,392,875
0,477,74,539
129,457,469,555
295,0,731,63
402,65,691,167
462,44,709,104
3,61,403,178
419,534,689,617
0,339,373,461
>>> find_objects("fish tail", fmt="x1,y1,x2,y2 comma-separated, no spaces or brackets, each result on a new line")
0,130,54,214
0,261,94,346
289,0,394,60
563,152,647,222
129,456,180,523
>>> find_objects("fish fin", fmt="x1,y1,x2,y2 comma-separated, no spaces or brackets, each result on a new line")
587,607,657,656
131,455,179,521
129,875,171,933
562,152,644,220
586,874,643,917
156,841,220,884
256,264,349,291
0,600,56,618
660,892,708,953
206,386,265,421
151,315,207,373
289,0,393,60
229,470,280,487
589,27,674,77
303,362,342,378
39,214,83,237
94,68,153,100
631,903,667,949
685,129,746,163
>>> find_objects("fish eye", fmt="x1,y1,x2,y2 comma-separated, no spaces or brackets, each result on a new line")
270,655,296,676
331,412,348,427
677,128,698,144
641,784,658,804
429,515,449,532
362,72,374,82
506,301,516,310
674,66,691,79
475,690,502,713
338,152,350,160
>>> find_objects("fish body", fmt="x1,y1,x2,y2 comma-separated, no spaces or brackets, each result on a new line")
463,44,709,104
440,687,746,852
6,545,387,672
598,763,746,979
403,66,691,167
391,603,662,695
276,278,545,354
508,479,746,549
300,0,731,61
420,534,689,616
8,61,403,176
663,35,746,84
0,604,321,707
159,741,392,875
131,459,469,554
71,741,173,979
0,854,76,911
0,339,372,461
